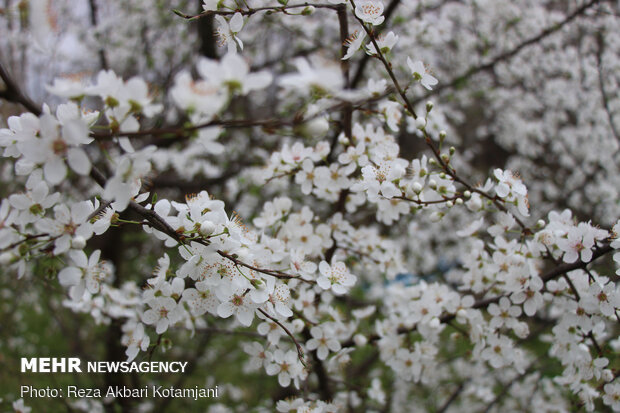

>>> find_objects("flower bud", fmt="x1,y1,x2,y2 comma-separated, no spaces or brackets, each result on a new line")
428,179,437,190
292,319,305,333
513,322,529,339
298,116,329,138
250,279,265,290
455,198,463,205
536,219,545,228
467,197,482,211
425,101,433,112
199,220,216,236
412,182,423,193
353,334,367,346
415,117,426,130
71,235,86,250
463,190,471,198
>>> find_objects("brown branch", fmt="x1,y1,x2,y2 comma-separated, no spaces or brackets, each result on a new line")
540,244,613,283
350,0,418,119
338,4,352,141
217,250,312,282
437,383,465,413
349,0,462,88
0,232,50,252
350,0,402,88
341,243,613,348
395,194,460,206
350,0,531,233
90,92,390,140
595,31,620,143
251,46,321,71
88,0,108,70
303,327,333,400
258,308,307,366
91,166,313,284
0,60,41,115
326,5,354,162
412,0,602,104
174,2,341,21
482,364,537,413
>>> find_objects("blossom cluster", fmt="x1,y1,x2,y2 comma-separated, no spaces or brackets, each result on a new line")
0,0,619,412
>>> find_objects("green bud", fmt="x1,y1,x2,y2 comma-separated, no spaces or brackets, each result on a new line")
105,96,119,108
29,203,44,216
128,99,142,113
250,279,265,289
226,80,243,94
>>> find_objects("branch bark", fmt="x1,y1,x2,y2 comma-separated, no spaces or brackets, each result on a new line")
0,60,41,115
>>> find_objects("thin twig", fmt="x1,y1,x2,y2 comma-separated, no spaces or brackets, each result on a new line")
340,243,613,348
90,92,391,140
173,2,340,21
412,0,602,104
258,308,307,366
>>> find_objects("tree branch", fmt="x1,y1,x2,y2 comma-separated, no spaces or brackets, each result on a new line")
0,60,41,115
412,0,602,104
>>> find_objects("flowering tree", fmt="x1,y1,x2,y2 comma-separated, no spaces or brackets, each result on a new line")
1,0,620,411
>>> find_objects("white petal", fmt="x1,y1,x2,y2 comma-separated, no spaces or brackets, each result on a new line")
276,302,293,318
217,302,234,318
58,267,82,286
44,157,67,185
318,261,330,276
327,339,341,352
142,309,158,325
31,181,49,202
229,12,244,32
67,148,91,175
317,276,331,290
69,249,88,267
278,372,291,387
118,137,135,153
266,364,279,376
156,318,169,334
237,307,254,326
69,282,85,300
9,194,30,210
62,119,89,145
